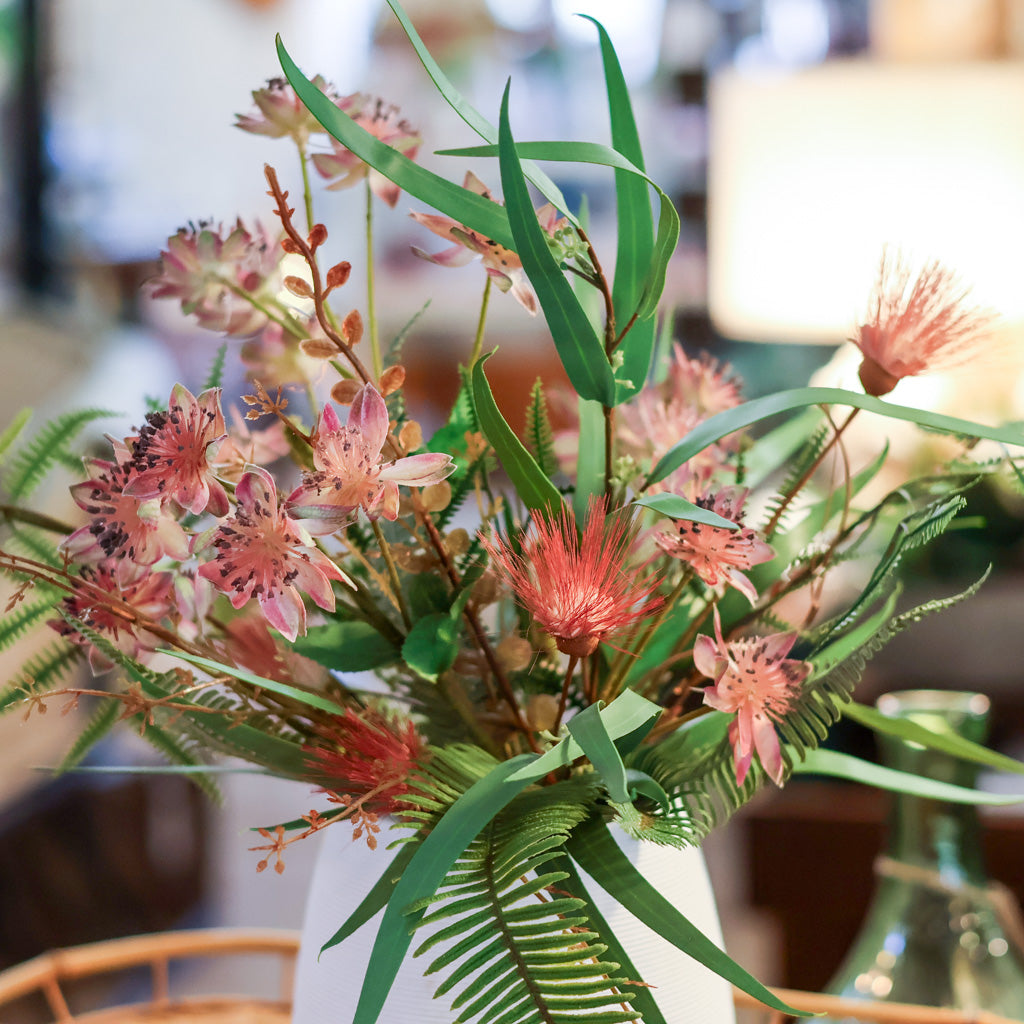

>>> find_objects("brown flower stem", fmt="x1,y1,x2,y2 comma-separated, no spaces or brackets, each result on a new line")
578,227,615,345
370,519,412,629
365,177,382,380
0,505,75,535
603,404,615,499
264,165,376,387
601,571,692,703
551,655,579,736
414,499,538,751
469,275,492,366
764,407,860,539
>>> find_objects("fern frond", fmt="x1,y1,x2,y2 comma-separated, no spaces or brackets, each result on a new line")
758,422,832,533
0,598,61,651
3,525,66,567
3,408,116,500
139,722,223,802
56,696,122,774
0,408,32,470
524,379,559,478
203,343,229,391
1,642,82,713
408,777,639,1024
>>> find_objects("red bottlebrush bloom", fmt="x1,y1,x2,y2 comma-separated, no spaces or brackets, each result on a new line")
65,445,190,575
305,707,425,813
311,92,421,208
287,384,454,530
196,466,352,642
51,562,176,674
123,384,229,517
482,500,663,659
653,487,773,604
694,609,811,787
854,251,993,397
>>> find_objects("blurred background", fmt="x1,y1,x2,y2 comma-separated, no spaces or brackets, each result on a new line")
4,0,1024,1012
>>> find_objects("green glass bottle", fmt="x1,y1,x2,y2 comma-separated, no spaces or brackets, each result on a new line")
822,690,1024,1021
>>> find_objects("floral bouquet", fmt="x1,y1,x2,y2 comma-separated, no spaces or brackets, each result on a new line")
4,3,1024,1021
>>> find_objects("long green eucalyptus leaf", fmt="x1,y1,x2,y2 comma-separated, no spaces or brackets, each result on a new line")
793,748,1024,804
574,397,605,522
277,38,516,251
162,649,348,716
843,701,1024,776
647,387,1024,487
633,492,739,529
567,703,631,804
470,352,563,515
580,15,657,402
381,0,574,220
497,90,617,406
566,816,805,1016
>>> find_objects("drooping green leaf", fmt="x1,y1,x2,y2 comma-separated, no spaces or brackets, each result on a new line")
163,649,349,716
380,0,575,220
470,352,563,516
843,700,1024,777
294,621,400,672
277,38,516,251
496,91,616,406
567,702,631,804
793,748,1024,804
574,397,605,522
633,492,739,530
566,816,805,1017
647,387,1024,488
402,612,460,683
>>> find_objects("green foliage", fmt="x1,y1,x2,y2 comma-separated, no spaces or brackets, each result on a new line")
139,723,224,802
0,643,81,711
523,380,558,479
0,408,32,470
0,598,60,652
2,408,115,501
203,343,229,391
55,697,122,774
407,778,641,1024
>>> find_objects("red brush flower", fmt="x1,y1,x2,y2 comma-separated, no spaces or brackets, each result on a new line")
306,707,426,814
482,500,662,659
854,250,993,397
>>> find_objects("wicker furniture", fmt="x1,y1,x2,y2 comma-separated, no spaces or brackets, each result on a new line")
0,927,1020,1023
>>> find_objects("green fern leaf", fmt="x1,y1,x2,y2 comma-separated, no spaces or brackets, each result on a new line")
524,379,559,478
0,408,33,469
4,408,117,500
203,343,229,391
0,642,82,715
0,598,59,651
139,723,223,802
56,697,122,774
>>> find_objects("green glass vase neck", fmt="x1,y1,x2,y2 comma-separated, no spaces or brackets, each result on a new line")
877,690,990,885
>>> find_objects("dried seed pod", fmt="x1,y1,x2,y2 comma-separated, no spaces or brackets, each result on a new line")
398,419,422,452
343,309,363,346
326,261,351,289
379,364,406,396
330,378,363,404
420,481,451,513
301,338,341,359
308,223,328,249
284,275,314,298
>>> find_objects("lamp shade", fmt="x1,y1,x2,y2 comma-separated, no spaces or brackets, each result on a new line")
707,61,1024,343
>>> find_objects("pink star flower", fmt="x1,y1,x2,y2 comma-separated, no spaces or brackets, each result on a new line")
694,609,811,787
148,219,281,336
311,93,421,208
653,487,773,604
51,562,176,674
64,446,190,574
236,75,341,146
122,384,229,517
197,466,352,642
616,343,743,498
287,384,455,530
854,250,993,397
410,172,568,315
482,500,662,659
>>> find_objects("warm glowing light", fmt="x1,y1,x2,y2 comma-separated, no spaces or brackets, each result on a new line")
708,62,1024,342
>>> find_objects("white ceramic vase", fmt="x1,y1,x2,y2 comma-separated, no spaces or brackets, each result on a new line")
292,820,736,1023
